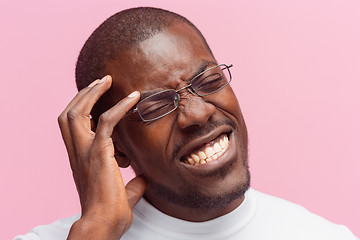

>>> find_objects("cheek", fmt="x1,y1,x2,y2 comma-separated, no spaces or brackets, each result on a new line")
116,120,174,173
211,87,247,142
211,87,242,116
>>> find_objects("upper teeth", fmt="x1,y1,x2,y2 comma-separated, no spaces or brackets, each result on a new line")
185,134,229,165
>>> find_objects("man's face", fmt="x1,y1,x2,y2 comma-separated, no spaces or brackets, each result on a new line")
107,22,249,218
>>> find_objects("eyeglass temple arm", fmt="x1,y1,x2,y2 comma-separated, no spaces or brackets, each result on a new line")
121,108,138,120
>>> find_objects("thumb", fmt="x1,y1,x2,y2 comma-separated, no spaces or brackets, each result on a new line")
125,176,146,208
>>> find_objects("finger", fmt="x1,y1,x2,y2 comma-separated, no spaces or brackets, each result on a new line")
58,79,101,160
62,79,101,119
66,75,113,151
95,91,140,139
67,75,111,123
125,176,146,209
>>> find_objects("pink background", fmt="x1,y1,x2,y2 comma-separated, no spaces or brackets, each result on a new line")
1,0,359,239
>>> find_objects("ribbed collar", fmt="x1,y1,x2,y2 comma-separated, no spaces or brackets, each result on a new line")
132,188,257,239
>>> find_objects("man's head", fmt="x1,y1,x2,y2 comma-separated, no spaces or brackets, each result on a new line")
76,7,250,221
76,7,213,95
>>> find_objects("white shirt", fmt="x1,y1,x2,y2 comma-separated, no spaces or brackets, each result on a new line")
14,188,359,240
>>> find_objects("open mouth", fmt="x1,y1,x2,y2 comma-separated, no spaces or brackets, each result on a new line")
181,132,230,165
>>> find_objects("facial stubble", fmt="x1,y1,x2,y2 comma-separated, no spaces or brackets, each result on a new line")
147,118,250,210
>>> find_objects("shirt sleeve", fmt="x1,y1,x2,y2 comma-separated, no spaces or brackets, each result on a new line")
13,214,80,240
13,232,40,240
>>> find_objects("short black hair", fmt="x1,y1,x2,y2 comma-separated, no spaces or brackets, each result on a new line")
75,7,213,91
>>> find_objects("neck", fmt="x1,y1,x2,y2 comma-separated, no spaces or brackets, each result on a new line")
143,192,245,222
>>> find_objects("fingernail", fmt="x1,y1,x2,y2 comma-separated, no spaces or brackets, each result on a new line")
88,80,99,88
99,75,109,84
128,91,139,98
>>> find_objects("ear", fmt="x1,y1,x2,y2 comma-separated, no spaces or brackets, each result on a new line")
114,149,130,168
92,117,130,167
112,132,131,168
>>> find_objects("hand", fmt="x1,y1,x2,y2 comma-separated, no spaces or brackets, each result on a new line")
57,75,146,239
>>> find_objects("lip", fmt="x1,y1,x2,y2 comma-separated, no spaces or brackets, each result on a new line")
177,125,233,162
179,130,236,174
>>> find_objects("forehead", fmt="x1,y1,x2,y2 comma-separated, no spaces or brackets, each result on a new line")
106,23,216,98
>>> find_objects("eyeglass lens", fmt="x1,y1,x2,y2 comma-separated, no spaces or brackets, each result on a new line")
190,64,231,96
137,90,180,121
136,64,231,121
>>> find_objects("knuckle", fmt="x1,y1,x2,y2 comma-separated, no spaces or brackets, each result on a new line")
98,111,112,124
57,112,67,125
66,108,80,122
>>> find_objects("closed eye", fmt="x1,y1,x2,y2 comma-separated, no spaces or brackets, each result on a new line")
193,73,224,92
140,101,173,120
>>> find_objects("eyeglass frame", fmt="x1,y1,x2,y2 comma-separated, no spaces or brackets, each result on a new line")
131,63,233,122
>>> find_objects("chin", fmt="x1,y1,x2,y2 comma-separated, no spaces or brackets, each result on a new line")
149,161,251,210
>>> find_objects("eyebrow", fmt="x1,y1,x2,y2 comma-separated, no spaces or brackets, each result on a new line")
139,89,162,101
189,61,218,81
139,60,218,101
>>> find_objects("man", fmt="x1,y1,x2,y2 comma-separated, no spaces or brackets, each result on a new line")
15,7,358,240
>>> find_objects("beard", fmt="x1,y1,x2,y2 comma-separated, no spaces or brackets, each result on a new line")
150,115,250,209
146,149,250,209
142,111,250,210
144,114,250,210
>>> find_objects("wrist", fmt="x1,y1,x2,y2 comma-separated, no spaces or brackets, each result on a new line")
67,214,131,240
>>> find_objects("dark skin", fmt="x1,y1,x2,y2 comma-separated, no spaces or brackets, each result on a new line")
60,22,249,239
58,78,145,239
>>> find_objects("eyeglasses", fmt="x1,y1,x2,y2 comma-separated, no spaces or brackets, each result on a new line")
132,63,233,122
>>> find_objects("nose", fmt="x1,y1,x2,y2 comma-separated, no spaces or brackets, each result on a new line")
176,94,216,129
